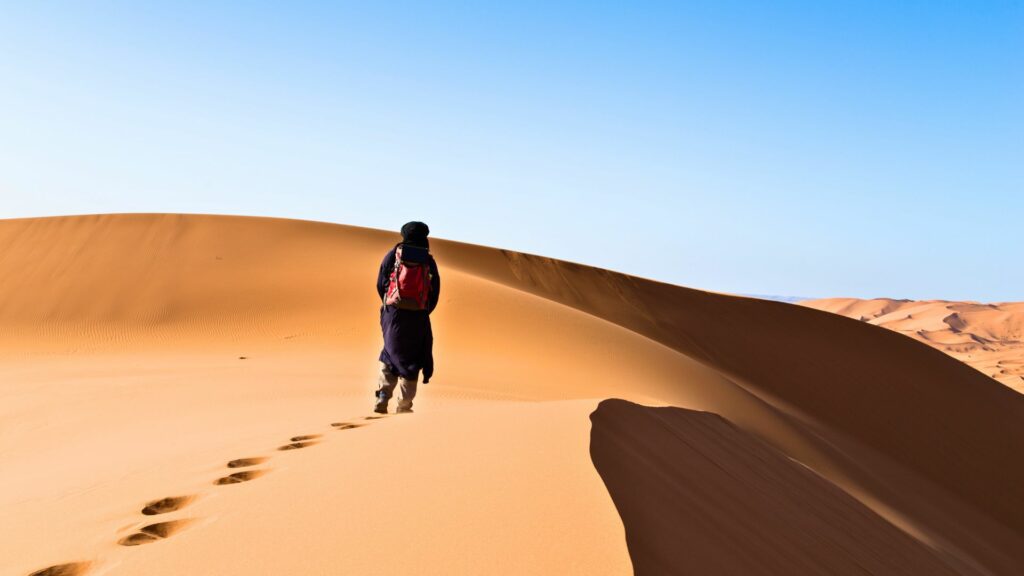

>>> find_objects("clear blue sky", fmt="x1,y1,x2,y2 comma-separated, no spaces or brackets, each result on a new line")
1,1,1020,301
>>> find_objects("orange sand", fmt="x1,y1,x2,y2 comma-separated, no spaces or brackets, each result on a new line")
2,214,1021,575
804,297,1024,393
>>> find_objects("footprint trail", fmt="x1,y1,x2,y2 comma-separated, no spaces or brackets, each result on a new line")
33,412,388,574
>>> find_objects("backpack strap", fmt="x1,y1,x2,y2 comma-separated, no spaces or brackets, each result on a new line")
384,246,404,306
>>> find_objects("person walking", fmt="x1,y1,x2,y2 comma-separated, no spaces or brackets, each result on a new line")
374,221,440,414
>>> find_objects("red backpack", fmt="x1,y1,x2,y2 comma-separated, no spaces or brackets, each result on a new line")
384,245,432,310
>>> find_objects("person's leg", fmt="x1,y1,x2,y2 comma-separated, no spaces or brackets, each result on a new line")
375,362,399,413
396,375,418,413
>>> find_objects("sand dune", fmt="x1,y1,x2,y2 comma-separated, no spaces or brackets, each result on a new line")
804,297,1024,393
2,214,1022,575
590,400,963,576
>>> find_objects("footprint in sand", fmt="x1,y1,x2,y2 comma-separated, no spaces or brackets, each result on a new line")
277,441,317,451
227,457,268,468
142,495,193,516
331,422,363,430
117,520,190,546
364,416,385,420
274,431,324,451
215,470,266,485
28,563,90,576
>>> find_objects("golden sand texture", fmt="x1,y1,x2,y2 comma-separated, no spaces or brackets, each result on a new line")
2,214,1022,575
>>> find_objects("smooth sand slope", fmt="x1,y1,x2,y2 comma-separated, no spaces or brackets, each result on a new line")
804,297,1024,393
1,214,1022,575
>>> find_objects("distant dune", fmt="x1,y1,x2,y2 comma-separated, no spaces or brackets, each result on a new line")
2,214,1022,575
803,297,1024,393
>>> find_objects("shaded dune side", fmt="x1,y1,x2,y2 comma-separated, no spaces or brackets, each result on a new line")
434,241,1024,543
803,298,1024,391
590,399,963,576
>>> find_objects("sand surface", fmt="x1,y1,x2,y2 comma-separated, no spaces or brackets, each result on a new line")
2,214,1022,575
804,297,1024,393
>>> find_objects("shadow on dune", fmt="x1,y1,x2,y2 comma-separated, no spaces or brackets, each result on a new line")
439,241,1024,571
588,399,965,576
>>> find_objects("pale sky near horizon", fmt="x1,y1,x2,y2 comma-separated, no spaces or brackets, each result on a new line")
1,2,1021,301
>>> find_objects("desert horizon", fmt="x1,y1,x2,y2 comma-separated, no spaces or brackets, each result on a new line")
2,213,1022,576
803,297,1024,394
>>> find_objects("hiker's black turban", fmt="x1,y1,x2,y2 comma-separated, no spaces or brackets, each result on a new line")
401,221,430,247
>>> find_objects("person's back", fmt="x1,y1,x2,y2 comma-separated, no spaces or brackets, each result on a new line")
373,221,440,414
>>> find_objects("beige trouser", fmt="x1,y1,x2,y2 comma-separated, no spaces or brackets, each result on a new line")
375,362,417,411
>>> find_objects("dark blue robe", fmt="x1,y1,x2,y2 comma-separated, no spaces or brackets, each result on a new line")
377,245,440,382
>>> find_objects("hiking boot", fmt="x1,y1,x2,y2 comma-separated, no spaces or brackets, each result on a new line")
395,407,414,414
373,404,388,414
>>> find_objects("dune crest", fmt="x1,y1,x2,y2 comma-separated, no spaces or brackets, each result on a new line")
804,297,1024,392
2,214,1022,575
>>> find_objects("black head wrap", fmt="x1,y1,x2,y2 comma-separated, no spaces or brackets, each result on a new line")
400,221,430,248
